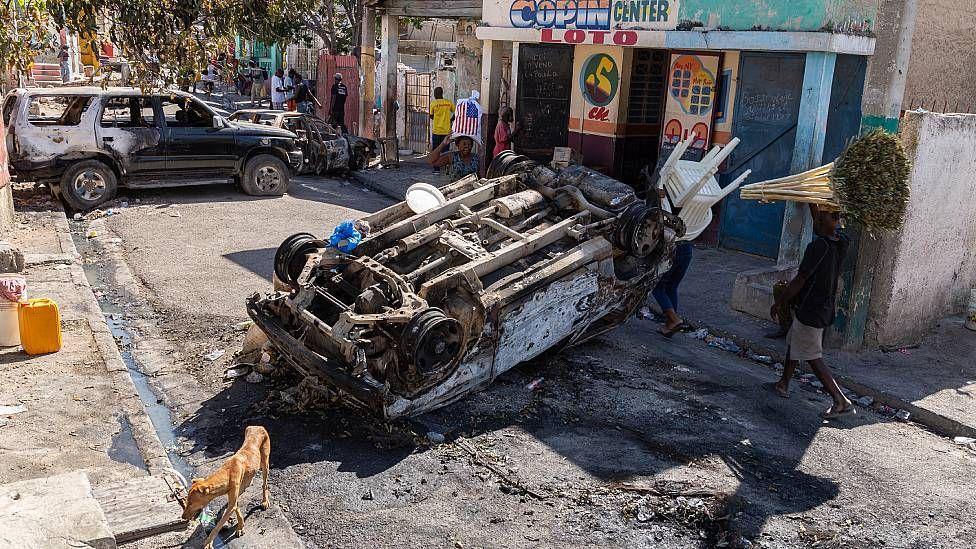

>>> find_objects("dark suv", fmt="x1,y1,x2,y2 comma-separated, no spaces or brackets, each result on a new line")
3,87,304,209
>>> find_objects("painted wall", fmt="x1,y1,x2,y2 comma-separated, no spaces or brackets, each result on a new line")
866,111,976,346
568,45,628,171
902,0,976,112
681,0,877,32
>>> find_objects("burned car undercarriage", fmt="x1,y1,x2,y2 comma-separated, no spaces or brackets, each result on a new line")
247,152,685,418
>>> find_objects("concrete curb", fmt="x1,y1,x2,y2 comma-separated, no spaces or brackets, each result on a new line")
50,207,175,475
349,170,404,201
689,317,976,439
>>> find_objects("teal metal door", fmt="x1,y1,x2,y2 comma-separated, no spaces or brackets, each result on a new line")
719,53,805,258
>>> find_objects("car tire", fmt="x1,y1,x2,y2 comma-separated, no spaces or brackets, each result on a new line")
241,154,289,196
60,160,118,210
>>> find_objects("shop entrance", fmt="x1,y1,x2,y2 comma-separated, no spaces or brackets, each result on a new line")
617,48,669,186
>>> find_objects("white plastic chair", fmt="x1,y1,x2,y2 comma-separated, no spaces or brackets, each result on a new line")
658,136,751,241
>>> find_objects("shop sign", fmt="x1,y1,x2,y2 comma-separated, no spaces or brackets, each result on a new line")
502,0,678,31
661,54,719,154
540,28,639,45
580,53,620,109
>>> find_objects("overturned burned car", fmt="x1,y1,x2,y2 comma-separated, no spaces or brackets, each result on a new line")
248,152,685,418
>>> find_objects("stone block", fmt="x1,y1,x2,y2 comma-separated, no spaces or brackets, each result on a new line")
0,241,25,273
0,471,117,549
730,264,797,320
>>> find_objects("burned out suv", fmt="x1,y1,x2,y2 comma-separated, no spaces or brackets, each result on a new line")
3,87,304,209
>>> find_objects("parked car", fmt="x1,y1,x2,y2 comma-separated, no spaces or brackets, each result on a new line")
227,110,376,174
3,87,304,209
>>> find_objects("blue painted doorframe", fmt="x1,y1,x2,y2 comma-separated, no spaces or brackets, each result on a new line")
719,53,805,258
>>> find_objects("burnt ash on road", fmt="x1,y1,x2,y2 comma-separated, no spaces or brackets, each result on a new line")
73,175,976,549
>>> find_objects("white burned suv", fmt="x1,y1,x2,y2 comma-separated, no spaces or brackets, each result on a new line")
3,87,304,209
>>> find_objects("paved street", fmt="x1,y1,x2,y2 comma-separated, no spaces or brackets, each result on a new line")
70,173,976,549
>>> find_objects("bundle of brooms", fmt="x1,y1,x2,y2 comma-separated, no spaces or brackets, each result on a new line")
739,129,911,231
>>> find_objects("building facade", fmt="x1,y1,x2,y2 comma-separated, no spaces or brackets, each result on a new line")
477,0,877,258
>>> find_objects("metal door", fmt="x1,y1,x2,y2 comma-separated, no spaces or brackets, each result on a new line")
95,95,167,176
405,72,432,154
317,54,361,135
719,53,805,258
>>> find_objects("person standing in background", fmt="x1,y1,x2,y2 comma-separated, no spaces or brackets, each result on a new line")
271,68,287,110
293,72,320,114
249,61,265,107
429,87,454,173
330,73,348,133
492,106,519,159
58,45,71,83
285,68,297,111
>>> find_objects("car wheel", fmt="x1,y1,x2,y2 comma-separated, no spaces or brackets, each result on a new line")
242,154,289,196
60,160,118,210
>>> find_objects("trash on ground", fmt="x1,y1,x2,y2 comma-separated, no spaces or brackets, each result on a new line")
87,229,98,238
0,404,27,415
245,371,264,383
637,306,653,319
707,337,741,353
953,437,976,445
746,351,774,364
894,409,911,421
203,349,225,361
0,277,27,302
856,396,874,407
232,320,254,332
689,328,710,340
72,213,82,220
526,378,545,391
426,431,446,444
224,365,251,380
168,210,182,218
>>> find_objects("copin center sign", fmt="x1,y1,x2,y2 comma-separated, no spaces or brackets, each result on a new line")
495,0,679,31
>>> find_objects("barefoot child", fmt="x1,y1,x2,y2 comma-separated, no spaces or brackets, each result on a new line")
767,204,854,418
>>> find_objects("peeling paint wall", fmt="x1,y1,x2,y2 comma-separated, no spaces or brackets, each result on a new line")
903,0,976,112
866,111,976,346
680,0,877,32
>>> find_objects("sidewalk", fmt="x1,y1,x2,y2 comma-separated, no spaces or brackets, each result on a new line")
351,155,450,200
0,185,182,547
673,245,976,438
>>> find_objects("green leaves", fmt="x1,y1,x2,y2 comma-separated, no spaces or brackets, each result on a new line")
832,128,912,233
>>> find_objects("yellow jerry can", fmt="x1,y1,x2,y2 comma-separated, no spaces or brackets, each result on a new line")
18,298,62,355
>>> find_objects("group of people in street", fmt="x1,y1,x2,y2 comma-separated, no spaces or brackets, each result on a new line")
269,67,320,115
427,87,519,180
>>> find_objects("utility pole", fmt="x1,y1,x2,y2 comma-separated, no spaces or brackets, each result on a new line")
360,3,376,139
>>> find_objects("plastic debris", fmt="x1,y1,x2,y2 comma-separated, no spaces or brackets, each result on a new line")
246,371,264,383
689,328,710,340
526,378,545,391
637,306,653,319
168,210,182,218
0,277,27,302
707,337,741,353
86,229,98,238
203,349,225,361
224,366,251,380
426,431,446,444
232,320,254,332
746,351,774,364
0,404,27,415
72,213,82,220
328,220,362,253
953,437,976,445
198,506,216,527
894,409,911,421
855,396,874,407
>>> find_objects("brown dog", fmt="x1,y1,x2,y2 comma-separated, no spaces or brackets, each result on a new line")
181,425,271,549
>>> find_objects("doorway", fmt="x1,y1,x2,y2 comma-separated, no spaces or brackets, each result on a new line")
617,48,669,185
404,72,433,154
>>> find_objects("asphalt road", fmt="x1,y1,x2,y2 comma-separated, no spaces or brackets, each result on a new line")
78,174,976,548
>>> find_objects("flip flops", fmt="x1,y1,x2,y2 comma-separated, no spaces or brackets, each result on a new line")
821,406,857,419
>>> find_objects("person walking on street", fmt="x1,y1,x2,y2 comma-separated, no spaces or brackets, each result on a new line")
249,62,265,107
330,73,348,133
765,204,854,419
429,134,481,180
271,68,287,110
58,45,71,83
492,106,520,159
429,87,454,172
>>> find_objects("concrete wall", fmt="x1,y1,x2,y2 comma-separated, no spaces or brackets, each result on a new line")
681,0,877,32
902,0,976,112
866,111,976,346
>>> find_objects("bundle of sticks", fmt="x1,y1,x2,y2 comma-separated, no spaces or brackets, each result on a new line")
738,129,911,231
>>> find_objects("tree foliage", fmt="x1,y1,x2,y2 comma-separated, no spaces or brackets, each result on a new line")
3,0,319,86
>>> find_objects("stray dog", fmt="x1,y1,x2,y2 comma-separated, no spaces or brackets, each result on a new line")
181,425,271,549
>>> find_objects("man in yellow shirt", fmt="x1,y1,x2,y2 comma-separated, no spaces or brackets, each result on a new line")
429,87,454,172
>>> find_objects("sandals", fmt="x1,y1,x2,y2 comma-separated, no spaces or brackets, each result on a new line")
821,406,857,419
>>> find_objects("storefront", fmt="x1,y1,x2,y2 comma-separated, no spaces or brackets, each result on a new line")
477,0,876,257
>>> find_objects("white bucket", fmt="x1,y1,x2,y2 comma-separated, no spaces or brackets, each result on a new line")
966,289,976,332
0,300,20,347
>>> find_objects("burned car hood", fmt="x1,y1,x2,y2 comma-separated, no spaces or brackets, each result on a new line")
231,121,296,139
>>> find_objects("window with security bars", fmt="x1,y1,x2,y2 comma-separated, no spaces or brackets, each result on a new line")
627,49,668,125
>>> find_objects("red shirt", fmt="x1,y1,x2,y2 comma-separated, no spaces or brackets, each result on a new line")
493,121,512,157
